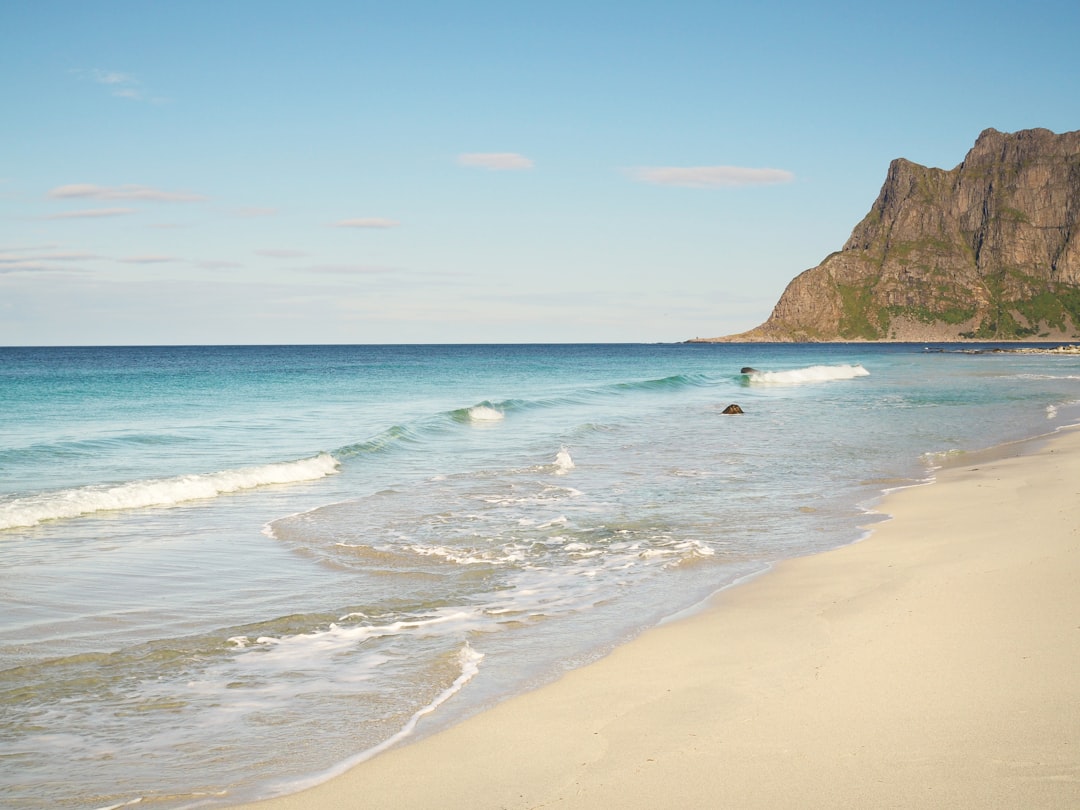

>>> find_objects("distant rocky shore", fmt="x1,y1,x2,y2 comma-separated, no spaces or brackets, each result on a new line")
926,344,1080,355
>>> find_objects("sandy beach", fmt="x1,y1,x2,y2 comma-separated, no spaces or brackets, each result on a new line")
235,428,1080,810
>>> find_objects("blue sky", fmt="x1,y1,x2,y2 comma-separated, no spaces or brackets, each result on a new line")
2,0,1078,344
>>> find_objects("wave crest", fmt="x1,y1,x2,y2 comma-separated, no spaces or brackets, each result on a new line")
0,453,340,530
744,364,870,384
467,404,505,422
611,373,712,393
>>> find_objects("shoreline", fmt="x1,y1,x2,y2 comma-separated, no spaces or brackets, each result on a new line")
233,427,1080,809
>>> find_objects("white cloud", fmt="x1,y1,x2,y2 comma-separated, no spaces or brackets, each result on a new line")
0,250,101,262
71,68,164,102
628,165,795,188
118,255,175,264
235,207,278,218
91,69,136,86
255,248,309,258
0,261,74,274
197,260,244,270
48,184,206,202
0,248,100,273
332,218,401,229
303,264,400,275
457,152,534,171
45,208,135,219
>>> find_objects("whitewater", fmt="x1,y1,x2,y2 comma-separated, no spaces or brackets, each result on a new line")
0,454,340,530
2,342,1079,810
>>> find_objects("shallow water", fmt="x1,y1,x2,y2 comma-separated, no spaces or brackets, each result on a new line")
2,342,1079,808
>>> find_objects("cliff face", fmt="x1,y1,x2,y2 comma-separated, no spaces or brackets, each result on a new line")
711,128,1080,342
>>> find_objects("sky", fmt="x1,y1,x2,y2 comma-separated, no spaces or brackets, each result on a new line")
2,0,1078,345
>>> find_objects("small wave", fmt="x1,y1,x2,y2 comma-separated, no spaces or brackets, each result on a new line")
402,544,507,566
744,364,870,385
554,447,575,474
336,425,423,458
0,433,192,466
649,538,716,568
467,404,505,422
234,609,474,655
0,453,340,530
449,399,531,424
610,373,712,393
1013,373,1080,382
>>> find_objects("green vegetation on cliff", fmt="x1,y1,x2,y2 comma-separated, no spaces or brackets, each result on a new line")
837,283,882,340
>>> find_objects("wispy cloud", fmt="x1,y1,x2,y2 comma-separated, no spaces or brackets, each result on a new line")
48,184,206,202
91,69,136,86
628,165,795,188
0,247,101,273
235,207,278,218
0,262,77,274
331,218,401,229
118,255,175,264
44,208,135,220
72,68,165,103
197,260,244,270
302,264,401,275
255,248,309,258
457,152,534,171
0,250,101,262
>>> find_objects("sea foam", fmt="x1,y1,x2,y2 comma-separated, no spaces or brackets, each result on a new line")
745,363,870,384
467,404,505,422
0,453,340,530
554,447,575,474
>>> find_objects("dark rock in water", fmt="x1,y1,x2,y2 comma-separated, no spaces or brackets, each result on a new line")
721,404,744,414
740,367,758,374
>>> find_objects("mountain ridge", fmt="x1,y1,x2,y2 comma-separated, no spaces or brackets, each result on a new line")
697,127,1080,342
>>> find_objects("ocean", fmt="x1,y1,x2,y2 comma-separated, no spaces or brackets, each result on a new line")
2,342,1079,809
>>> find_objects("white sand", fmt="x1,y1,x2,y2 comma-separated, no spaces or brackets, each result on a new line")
235,429,1080,809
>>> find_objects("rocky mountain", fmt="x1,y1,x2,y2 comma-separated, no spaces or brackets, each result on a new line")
702,127,1080,342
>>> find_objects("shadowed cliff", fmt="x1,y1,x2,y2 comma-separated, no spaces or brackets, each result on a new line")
703,128,1080,342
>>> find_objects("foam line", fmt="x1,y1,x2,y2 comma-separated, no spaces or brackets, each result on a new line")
745,364,870,384
0,453,340,530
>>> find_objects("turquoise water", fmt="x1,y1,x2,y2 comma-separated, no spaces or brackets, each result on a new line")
2,343,1079,808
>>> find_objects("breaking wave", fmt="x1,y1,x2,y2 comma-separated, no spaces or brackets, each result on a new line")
554,446,575,474
0,454,340,530
743,364,870,384
467,404,505,422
